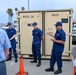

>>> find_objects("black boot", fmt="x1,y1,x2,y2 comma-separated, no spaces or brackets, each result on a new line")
36,60,41,67
54,68,62,74
30,59,37,63
45,66,54,72
15,58,18,63
6,57,11,61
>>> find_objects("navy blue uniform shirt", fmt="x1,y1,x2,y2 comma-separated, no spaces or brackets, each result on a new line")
6,28,16,42
52,28,66,52
32,28,43,44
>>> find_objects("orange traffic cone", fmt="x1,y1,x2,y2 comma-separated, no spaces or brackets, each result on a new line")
73,66,76,75
16,55,28,75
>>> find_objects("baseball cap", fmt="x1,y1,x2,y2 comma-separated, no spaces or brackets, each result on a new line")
32,22,37,26
7,22,12,25
55,21,62,26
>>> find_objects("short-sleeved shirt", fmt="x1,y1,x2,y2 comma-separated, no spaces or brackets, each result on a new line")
52,28,66,52
0,29,11,62
6,28,16,42
32,28,43,44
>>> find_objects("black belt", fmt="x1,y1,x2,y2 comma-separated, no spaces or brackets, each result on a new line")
0,61,4,63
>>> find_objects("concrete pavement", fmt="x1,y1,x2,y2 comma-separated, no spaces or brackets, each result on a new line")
6,58,73,75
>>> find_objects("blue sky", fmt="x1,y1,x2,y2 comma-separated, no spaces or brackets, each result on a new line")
0,0,76,24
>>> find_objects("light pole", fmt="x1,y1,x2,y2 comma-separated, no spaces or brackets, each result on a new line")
28,0,29,10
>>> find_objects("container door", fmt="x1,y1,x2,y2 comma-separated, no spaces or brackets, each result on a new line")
19,12,42,54
45,11,72,56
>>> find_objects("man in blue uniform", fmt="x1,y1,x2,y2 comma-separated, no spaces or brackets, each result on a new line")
45,21,66,74
0,28,11,75
6,22,18,63
30,22,43,67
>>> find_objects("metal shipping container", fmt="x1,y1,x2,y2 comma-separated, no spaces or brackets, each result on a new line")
16,9,73,60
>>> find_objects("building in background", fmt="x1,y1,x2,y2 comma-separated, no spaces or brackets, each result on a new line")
72,19,76,45
13,20,18,31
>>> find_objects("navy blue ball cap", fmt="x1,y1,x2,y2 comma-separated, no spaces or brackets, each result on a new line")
7,22,12,25
32,22,37,26
55,21,62,26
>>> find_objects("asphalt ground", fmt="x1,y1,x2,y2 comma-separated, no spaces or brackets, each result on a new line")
6,58,73,75
6,45,76,75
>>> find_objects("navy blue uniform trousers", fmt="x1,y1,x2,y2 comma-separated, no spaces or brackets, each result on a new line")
32,44,41,61
9,41,18,59
50,50,62,69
